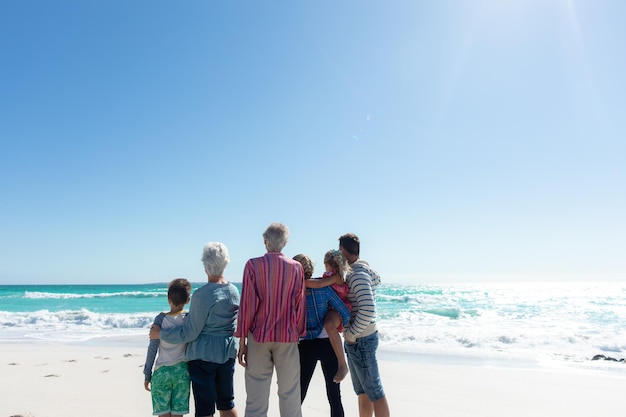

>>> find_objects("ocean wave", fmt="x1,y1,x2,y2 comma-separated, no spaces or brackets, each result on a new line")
424,307,461,319
0,307,623,367
598,344,626,353
0,309,154,331
23,290,162,300
3,282,626,369
377,294,422,303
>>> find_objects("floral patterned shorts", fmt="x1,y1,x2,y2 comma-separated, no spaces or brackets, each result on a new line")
151,361,190,416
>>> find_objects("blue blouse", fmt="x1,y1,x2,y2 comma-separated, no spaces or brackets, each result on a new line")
160,281,240,364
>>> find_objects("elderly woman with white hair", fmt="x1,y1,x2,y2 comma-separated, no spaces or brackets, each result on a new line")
151,242,240,417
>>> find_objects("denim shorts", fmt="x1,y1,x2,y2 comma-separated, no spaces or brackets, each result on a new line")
188,358,236,416
344,331,385,401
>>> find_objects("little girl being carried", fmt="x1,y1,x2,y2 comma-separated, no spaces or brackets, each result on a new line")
305,249,351,383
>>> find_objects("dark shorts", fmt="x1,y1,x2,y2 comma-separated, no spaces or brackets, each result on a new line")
187,358,236,417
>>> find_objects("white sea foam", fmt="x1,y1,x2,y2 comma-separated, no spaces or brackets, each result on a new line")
23,290,161,299
0,309,154,342
2,282,626,372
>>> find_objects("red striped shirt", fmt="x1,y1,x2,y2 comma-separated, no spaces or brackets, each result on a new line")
235,252,306,343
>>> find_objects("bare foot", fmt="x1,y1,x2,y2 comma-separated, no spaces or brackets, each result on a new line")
333,365,348,383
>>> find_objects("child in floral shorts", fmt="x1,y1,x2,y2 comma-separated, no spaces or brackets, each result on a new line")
143,278,192,417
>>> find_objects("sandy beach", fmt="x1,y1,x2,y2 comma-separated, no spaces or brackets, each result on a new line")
2,341,626,417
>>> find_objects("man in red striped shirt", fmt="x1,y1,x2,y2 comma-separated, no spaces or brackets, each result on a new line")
236,223,306,417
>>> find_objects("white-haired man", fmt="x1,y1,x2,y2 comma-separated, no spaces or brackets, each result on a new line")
236,223,306,417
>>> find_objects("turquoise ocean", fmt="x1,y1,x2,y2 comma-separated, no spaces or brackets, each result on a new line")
1,282,626,374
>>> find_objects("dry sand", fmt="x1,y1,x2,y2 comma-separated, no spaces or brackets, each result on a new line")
1,341,625,417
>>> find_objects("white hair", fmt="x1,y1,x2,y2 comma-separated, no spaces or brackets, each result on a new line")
201,242,230,276
263,223,289,252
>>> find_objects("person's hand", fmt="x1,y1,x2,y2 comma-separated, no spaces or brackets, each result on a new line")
144,380,151,391
149,324,161,340
238,342,248,367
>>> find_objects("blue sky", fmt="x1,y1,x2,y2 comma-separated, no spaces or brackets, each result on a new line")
1,1,624,285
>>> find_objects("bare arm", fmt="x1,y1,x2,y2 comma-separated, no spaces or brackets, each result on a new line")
305,273,341,288
238,337,248,367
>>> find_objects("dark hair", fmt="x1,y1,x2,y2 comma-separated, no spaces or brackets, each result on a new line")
168,278,192,306
339,233,360,256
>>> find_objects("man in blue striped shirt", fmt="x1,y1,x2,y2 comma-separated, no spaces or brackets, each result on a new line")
339,233,391,417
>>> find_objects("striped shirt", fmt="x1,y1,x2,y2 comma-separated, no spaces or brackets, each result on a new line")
235,252,306,343
344,259,381,343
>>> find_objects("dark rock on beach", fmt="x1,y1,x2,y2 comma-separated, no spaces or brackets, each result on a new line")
591,354,626,363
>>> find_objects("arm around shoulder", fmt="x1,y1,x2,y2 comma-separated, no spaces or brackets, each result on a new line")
305,274,341,288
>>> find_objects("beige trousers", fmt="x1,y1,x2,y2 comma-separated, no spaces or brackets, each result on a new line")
244,333,302,417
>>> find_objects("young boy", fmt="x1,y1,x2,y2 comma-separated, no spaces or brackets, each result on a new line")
143,278,192,417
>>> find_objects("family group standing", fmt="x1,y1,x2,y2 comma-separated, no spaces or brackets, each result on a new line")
144,223,390,417
147,242,240,417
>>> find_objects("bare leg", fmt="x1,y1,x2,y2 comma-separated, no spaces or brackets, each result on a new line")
357,394,390,417
219,408,238,417
373,396,390,417
324,311,348,383
196,409,238,417
358,394,373,417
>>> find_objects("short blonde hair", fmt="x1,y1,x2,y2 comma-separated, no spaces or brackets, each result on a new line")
323,249,350,281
